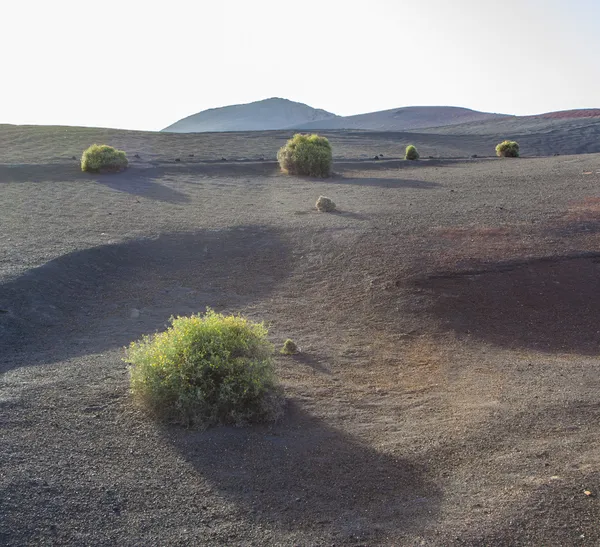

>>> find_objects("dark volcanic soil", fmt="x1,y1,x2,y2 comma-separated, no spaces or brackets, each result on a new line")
2,128,600,546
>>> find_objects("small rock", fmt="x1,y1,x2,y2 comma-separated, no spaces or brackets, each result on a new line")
221,157,227,162
134,153,141,159
316,195,336,212
175,158,181,162
373,155,380,160
188,153,194,157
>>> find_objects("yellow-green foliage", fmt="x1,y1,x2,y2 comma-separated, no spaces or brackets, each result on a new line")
277,133,332,177
281,339,298,355
405,144,419,160
81,144,128,173
125,309,282,427
496,140,520,157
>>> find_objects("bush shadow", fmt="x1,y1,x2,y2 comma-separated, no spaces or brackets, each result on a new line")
329,175,441,189
92,167,190,204
165,401,441,543
413,252,600,354
0,226,291,371
0,163,190,204
289,352,332,374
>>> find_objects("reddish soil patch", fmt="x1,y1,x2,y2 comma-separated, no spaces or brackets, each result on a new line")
534,109,600,120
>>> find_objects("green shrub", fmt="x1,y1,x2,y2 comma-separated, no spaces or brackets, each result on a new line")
405,145,419,160
277,133,332,177
81,144,128,173
281,339,298,355
125,309,282,428
495,140,520,158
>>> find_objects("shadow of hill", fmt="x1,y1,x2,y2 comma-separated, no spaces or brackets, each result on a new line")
165,402,441,544
0,164,190,204
413,252,600,354
0,226,291,371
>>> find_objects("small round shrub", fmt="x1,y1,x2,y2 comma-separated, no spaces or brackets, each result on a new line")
81,144,128,173
125,309,282,428
495,140,520,158
316,195,336,212
281,339,298,355
277,133,332,177
405,145,419,160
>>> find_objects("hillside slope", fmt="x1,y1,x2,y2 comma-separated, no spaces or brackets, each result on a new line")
294,105,510,131
162,98,338,133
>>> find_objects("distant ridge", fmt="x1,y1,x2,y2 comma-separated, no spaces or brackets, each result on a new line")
294,105,510,131
531,109,600,120
162,99,600,134
162,98,338,133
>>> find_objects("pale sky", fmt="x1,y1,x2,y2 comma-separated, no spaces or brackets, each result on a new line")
2,0,599,130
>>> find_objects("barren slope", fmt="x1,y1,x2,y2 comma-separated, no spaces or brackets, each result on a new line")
2,126,600,546
295,105,509,131
3,120,600,166
162,98,338,133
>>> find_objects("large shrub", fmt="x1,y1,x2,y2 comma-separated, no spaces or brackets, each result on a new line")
495,140,520,158
405,144,419,160
277,133,332,177
81,144,128,173
125,309,282,427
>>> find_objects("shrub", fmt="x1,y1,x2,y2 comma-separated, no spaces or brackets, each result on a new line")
495,140,520,158
277,133,332,177
316,195,336,212
81,144,128,173
281,339,298,355
125,309,283,428
405,145,419,160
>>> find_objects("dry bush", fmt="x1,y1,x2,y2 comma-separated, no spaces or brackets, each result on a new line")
495,140,520,157
277,133,332,177
405,145,420,160
281,339,298,355
125,309,283,428
81,144,128,173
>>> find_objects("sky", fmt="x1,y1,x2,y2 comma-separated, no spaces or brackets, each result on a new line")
2,0,599,131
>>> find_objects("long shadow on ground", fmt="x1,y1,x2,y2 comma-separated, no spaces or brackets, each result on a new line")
166,401,441,544
94,168,190,204
0,164,190,204
0,226,291,371
412,252,600,354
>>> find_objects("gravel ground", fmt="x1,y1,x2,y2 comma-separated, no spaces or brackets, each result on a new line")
1,127,600,545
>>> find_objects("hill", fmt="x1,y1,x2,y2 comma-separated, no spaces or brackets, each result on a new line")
162,97,338,133
294,105,510,131
4,114,600,164
533,108,600,120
